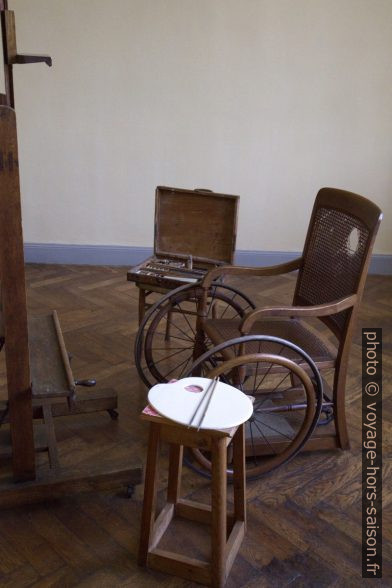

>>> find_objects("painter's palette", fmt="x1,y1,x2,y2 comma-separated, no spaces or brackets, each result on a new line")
147,377,253,430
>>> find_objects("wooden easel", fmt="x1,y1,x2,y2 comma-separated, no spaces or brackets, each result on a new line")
0,2,141,501
0,0,53,482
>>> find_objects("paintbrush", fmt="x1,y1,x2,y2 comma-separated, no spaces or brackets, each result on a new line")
196,377,219,431
187,377,218,428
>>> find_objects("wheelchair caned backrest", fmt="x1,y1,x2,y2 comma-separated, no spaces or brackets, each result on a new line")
293,187,382,339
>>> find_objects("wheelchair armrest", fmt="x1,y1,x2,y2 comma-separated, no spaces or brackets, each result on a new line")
201,257,303,288
240,294,357,334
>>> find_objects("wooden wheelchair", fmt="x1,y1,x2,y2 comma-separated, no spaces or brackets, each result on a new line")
134,188,382,479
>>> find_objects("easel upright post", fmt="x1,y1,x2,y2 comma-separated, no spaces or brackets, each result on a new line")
0,107,35,481
0,0,14,107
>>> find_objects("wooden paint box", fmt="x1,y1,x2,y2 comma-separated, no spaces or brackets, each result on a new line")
127,186,239,292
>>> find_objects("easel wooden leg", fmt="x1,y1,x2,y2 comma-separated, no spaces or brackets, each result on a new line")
211,436,227,588
41,402,59,471
138,423,161,566
8,391,35,482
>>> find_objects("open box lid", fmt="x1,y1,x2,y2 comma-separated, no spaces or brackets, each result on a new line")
154,186,239,264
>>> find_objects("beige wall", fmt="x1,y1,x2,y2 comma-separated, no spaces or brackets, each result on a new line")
7,0,392,253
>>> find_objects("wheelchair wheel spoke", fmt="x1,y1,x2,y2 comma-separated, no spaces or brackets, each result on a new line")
152,345,193,352
151,346,193,367
254,345,285,393
162,354,194,380
154,332,194,344
253,413,294,441
166,317,195,342
248,421,259,466
218,292,239,319
252,341,263,393
176,302,196,337
252,418,278,455
178,354,193,379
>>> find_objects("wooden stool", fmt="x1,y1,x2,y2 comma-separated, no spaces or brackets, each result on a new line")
138,408,246,587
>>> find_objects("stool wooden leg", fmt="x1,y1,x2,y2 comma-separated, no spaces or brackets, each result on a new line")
211,436,227,588
138,423,160,566
232,424,246,526
167,444,183,504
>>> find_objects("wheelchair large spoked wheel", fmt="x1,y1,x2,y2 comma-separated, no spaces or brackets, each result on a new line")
134,282,255,388
185,335,323,480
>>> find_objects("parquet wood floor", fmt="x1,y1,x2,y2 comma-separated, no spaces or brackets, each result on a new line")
0,264,391,587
